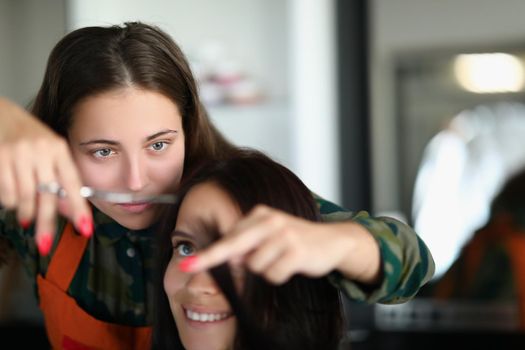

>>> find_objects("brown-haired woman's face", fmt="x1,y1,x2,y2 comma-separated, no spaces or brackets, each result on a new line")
68,87,185,229
165,181,243,350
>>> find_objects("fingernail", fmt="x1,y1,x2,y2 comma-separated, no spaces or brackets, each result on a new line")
179,256,199,272
37,234,53,256
19,219,31,229
77,215,93,238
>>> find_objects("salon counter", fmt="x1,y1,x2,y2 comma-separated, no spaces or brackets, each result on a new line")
345,298,525,349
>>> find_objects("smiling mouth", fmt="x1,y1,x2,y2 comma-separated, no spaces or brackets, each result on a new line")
184,307,233,323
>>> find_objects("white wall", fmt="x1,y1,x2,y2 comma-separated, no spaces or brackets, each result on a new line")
0,0,66,106
289,0,339,203
370,0,525,214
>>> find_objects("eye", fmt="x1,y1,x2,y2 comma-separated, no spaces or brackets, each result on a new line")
93,148,114,158
174,241,196,257
150,141,167,151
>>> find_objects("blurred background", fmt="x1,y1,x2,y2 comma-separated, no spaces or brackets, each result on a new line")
2,0,525,348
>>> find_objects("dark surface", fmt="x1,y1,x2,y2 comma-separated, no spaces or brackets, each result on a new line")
337,0,372,211
4,318,525,349
345,299,525,349
0,323,50,348
350,330,525,350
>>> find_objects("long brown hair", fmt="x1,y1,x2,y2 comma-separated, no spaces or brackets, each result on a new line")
31,22,235,175
154,149,344,350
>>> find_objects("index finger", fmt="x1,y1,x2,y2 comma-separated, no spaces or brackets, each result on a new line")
186,239,240,273
182,224,270,273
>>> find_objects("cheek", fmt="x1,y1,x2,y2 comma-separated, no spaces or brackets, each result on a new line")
164,257,186,298
73,153,119,188
151,146,185,189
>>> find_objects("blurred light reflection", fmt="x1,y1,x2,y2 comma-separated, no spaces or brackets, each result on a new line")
413,102,525,279
454,53,524,93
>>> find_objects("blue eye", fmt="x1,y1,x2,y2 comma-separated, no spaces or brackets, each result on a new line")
150,141,167,151
93,148,113,158
175,242,196,257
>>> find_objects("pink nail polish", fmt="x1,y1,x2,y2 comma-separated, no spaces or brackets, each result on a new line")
77,215,93,238
179,256,198,272
37,234,53,256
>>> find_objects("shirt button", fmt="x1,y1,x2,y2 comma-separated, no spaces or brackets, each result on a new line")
127,247,136,258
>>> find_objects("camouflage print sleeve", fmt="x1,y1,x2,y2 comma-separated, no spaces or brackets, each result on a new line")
315,194,435,304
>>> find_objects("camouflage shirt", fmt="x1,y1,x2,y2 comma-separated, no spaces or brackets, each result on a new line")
0,197,434,327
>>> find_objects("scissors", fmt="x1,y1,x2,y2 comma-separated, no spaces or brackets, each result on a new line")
37,182,177,204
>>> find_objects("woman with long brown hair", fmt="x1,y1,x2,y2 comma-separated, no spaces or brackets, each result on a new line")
155,149,344,349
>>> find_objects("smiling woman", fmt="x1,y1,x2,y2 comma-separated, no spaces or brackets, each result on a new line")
164,183,242,349
154,149,344,350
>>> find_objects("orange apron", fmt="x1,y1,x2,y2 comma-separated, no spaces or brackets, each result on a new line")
37,223,152,349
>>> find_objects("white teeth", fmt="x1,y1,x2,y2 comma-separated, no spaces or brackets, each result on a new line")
185,309,230,322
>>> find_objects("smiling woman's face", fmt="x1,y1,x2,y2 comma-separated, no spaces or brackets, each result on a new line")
164,181,242,350
68,87,185,230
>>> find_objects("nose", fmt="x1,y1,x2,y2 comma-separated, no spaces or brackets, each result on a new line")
124,153,148,191
186,271,220,296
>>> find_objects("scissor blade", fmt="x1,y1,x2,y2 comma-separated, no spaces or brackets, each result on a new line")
37,183,177,204
80,187,177,204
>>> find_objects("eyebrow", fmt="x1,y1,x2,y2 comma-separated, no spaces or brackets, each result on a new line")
172,219,222,248
145,129,178,142
171,229,211,249
171,230,195,240
78,129,178,146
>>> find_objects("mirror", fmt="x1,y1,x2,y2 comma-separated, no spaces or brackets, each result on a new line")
370,43,525,348
365,2,525,347
395,45,525,278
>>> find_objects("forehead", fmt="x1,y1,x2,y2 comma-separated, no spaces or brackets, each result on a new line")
70,87,182,135
176,182,241,238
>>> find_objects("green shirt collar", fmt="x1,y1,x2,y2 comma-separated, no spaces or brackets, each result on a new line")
92,206,153,246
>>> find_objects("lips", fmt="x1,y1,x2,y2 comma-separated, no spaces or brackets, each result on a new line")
117,202,152,213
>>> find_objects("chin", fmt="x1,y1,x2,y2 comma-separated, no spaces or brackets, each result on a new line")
176,315,235,350
93,202,157,230
182,340,229,350
113,212,156,230
180,334,231,350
